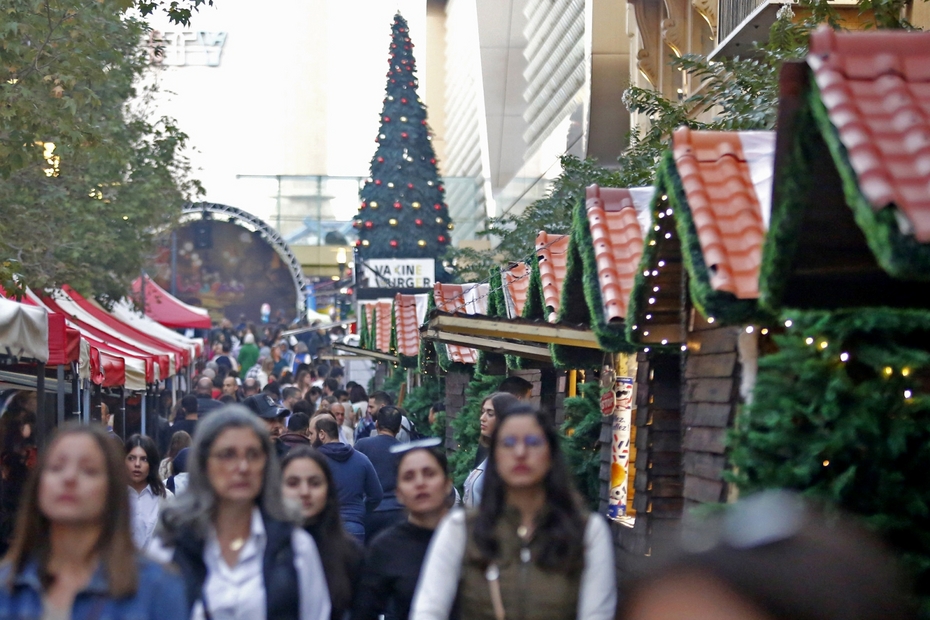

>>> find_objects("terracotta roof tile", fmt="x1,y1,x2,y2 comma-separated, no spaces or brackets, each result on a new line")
433,283,483,364
394,294,420,357
585,185,645,323
808,27,930,242
672,127,766,299
501,262,530,319
375,300,393,353
535,232,570,322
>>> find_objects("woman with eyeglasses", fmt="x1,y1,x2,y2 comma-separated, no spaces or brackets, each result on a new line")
150,406,331,620
462,393,519,509
411,405,617,620
281,446,363,620
353,439,453,620
0,424,186,619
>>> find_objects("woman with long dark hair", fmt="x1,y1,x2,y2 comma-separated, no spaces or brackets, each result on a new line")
353,438,453,620
0,424,185,618
411,405,616,620
150,406,331,620
281,446,363,620
463,393,519,509
124,434,172,551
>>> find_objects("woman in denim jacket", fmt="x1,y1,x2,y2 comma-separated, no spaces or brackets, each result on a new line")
0,424,185,619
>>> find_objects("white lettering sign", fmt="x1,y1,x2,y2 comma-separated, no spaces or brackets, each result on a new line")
151,31,227,67
361,259,435,289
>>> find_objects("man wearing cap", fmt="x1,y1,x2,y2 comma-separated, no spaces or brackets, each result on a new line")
243,394,288,457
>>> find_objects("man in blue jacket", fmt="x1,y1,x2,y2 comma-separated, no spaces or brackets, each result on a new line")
311,414,383,543
354,405,405,540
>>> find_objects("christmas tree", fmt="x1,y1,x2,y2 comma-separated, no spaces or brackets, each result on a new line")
354,13,453,272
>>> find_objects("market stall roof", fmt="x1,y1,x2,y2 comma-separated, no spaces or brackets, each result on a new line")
374,300,394,354
431,283,489,365
500,262,530,319
761,26,930,310
0,296,48,362
556,185,652,355
35,290,152,389
42,290,167,381
111,300,204,358
627,129,775,345
132,274,212,330
535,233,570,323
394,293,428,359
63,285,186,372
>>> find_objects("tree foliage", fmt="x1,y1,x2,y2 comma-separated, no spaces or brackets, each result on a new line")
446,156,624,283
561,381,605,510
0,0,201,301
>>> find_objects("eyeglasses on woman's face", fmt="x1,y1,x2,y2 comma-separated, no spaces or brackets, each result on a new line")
497,434,546,450
209,447,266,469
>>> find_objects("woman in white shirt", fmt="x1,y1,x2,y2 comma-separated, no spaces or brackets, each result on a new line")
125,434,173,550
411,404,616,620
149,406,331,620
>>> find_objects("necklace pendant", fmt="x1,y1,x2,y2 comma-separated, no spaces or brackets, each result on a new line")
229,537,245,552
520,547,531,563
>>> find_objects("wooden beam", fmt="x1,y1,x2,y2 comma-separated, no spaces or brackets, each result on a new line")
331,343,400,364
421,329,554,363
426,313,601,349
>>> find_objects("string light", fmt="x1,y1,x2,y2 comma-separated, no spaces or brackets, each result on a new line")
905,389,913,399
760,328,769,335
746,326,754,334
680,345,688,351
784,319,793,327
840,352,849,362
819,341,828,349
707,317,715,324
805,337,814,345
822,460,830,466
902,367,911,377
884,366,894,376
661,339,668,345
658,261,665,267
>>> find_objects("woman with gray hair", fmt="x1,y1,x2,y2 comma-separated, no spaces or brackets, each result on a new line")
148,406,331,620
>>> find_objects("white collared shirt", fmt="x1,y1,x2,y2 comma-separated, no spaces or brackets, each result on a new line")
128,484,172,550
150,507,330,620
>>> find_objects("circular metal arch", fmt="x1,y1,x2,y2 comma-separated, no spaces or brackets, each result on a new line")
181,202,307,317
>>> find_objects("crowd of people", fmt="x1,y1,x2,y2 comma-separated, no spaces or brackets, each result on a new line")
0,316,918,619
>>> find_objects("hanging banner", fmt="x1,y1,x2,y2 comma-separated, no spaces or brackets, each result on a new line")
608,376,634,520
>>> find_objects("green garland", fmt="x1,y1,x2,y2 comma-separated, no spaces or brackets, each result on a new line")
560,381,605,510
401,375,445,437
479,267,508,374
359,307,371,350
448,372,499,487
728,308,930,616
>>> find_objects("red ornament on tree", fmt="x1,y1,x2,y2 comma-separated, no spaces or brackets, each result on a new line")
377,157,384,163
415,219,423,226
374,179,382,185
438,235,447,243
384,116,390,122
390,239,398,248
401,132,408,139
430,158,436,164
401,98,407,104
355,239,362,247
433,203,442,210
421,120,427,125
364,221,374,229
407,183,414,189
360,201,367,209
393,201,402,209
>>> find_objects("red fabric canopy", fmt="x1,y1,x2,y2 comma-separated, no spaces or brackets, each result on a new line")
62,285,189,369
132,275,212,330
40,294,159,384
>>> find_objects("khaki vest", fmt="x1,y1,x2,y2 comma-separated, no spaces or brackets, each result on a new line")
456,508,583,620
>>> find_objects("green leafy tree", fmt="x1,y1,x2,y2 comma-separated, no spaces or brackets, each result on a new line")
354,13,453,275
447,156,624,282
0,0,201,301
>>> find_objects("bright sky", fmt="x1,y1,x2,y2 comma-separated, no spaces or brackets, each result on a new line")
144,0,428,227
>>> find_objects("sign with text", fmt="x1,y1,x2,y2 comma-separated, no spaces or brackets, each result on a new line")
361,259,435,289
